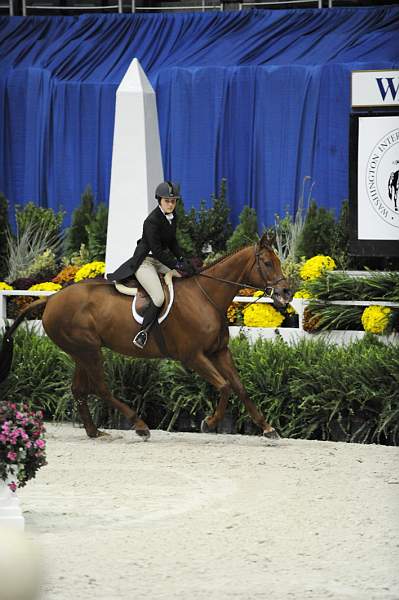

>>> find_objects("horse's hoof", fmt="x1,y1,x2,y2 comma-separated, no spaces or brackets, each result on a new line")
135,428,151,441
95,431,123,442
96,430,111,438
201,419,215,434
263,429,280,440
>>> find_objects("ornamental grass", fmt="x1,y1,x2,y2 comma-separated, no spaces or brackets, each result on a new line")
2,330,399,445
300,272,399,334
304,271,399,302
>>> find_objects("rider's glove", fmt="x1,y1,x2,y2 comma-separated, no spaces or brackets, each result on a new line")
175,258,196,277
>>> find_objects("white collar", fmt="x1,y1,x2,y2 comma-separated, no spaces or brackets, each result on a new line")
159,205,174,222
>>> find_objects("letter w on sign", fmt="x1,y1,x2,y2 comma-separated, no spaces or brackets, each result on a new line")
376,77,399,102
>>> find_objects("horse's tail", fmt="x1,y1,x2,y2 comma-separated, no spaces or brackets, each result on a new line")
0,297,49,384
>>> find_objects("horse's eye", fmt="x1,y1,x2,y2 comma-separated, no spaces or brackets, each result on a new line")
263,261,272,268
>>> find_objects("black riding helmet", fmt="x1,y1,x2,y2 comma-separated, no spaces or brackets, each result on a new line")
155,181,180,202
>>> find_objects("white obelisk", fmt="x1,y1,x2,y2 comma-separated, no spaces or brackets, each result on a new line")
105,58,163,274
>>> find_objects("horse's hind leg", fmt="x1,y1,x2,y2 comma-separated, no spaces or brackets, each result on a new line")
71,361,103,438
78,350,151,440
211,346,279,439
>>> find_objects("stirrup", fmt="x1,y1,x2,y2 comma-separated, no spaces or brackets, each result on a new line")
133,330,148,349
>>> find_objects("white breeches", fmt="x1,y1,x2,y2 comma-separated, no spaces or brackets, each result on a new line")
135,256,170,307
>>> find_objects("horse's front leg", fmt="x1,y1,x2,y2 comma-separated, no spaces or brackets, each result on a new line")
211,346,280,439
185,352,232,433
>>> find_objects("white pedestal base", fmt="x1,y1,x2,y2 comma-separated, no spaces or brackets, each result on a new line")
0,479,25,530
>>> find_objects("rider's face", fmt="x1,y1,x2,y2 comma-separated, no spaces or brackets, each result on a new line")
160,197,177,214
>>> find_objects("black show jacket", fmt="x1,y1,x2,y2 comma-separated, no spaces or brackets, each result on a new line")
107,206,182,281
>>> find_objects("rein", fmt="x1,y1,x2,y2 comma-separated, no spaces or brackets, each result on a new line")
197,243,285,297
196,274,274,326
195,244,286,326
198,272,280,298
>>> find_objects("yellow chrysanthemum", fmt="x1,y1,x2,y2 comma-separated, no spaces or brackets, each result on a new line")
74,261,105,283
243,303,284,328
361,305,391,335
0,282,13,291
299,255,336,281
293,289,312,299
29,282,62,292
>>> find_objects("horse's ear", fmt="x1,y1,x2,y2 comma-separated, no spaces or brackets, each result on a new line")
259,230,275,249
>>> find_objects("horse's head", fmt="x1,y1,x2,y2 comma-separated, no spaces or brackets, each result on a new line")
247,232,292,308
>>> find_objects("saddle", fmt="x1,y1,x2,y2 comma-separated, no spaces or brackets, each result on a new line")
114,271,178,323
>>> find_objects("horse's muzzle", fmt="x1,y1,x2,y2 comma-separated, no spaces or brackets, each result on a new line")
272,287,293,308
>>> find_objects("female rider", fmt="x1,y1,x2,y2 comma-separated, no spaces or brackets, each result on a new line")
106,181,194,349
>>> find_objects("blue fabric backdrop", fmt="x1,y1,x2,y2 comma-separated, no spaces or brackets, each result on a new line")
0,7,398,229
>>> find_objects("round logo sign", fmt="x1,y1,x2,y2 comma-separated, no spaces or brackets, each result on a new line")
366,127,399,229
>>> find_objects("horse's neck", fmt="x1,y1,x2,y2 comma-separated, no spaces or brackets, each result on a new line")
200,248,252,310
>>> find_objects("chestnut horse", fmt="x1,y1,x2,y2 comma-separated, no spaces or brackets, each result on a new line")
0,233,291,440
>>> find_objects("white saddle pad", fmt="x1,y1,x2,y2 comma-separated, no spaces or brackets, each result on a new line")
114,270,177,326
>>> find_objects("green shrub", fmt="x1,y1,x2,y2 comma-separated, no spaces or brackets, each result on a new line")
7,219,63,282
26,249,57,281
0,328,73,418
86,202,108,261
64,185,94,257
97,352,165,429
175,196,195,257
0,193,10,280
157,360,218,431
204,179,232,254
2,330,398,445
331,200,350,269
176,179,232,258
296,200,336,259
226,206,258,252
15,201,64,245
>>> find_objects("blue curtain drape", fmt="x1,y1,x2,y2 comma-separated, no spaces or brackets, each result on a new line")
0,7,398,228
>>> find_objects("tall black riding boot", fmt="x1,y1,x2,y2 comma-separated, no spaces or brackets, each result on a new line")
133,301,161,349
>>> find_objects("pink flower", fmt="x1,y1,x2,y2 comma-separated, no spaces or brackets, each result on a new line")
7,451,17,461
35,439,45,449
8,481,17,492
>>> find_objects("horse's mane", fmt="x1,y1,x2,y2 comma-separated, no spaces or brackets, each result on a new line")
200,244,252,272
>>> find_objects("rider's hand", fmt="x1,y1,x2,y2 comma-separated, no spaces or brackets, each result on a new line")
176,258,196,277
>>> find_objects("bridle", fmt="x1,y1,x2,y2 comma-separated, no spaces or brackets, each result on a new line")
198,243,286,299
194,243,287,327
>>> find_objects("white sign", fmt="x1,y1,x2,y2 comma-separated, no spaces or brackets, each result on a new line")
352,70,399,107
357,115,399,241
